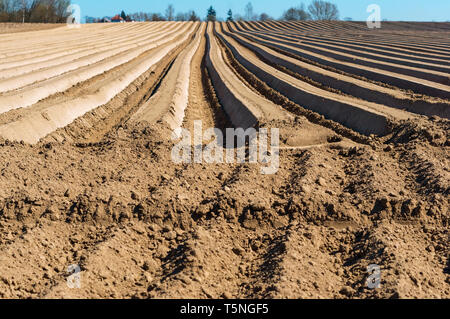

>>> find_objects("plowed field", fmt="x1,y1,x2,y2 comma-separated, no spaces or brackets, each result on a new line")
0,21,448,299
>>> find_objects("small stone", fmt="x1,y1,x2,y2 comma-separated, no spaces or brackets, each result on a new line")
249,201,266,212
251,242,261,252
119,210,130,220
144,273,152,283
304,232,313,240
300,185,311,193
339,286,354,297
179,275,192,285
148,224,161,232
388,192,397,198
232,247,244,256
222,292,232,299
44,205,60,221
142,261,150,271
131,191,140,200
242,219,258,230
316,177,326,186
164,231,177,240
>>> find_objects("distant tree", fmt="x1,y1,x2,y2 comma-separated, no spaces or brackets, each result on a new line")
308,0,339,20
165,4,175,21
188,10,200,21
151,13,166,21
282,4,311,21
206,5,216,22
175,12,186,21
244,2,254,21
9,0,70,23
259,13,272,21
129,13,138,21
282,8,296,21
120,10,127,20
234,13,245,22
129,12,148,22
226,9,233,22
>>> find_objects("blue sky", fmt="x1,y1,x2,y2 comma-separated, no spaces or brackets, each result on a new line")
75,0,450,22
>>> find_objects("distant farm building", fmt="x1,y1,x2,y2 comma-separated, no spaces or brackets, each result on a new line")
111,15,125,23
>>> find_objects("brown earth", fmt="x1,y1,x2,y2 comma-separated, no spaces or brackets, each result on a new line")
0,21,448,299
0,23,63,34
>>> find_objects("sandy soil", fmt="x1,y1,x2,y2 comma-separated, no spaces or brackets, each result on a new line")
0,23,63,34
0,21,448,299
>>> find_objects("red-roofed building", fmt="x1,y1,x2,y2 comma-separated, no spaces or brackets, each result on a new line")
111,15,125,23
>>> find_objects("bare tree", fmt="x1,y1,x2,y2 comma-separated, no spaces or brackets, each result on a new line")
244,2,254,21
165,4,174,21
174,11,199,22
156,13,167,21
0,0,70,23
175,12,188,21
282,4,311,21
308,0,339,20
188,10,199,21
259,13,272,21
